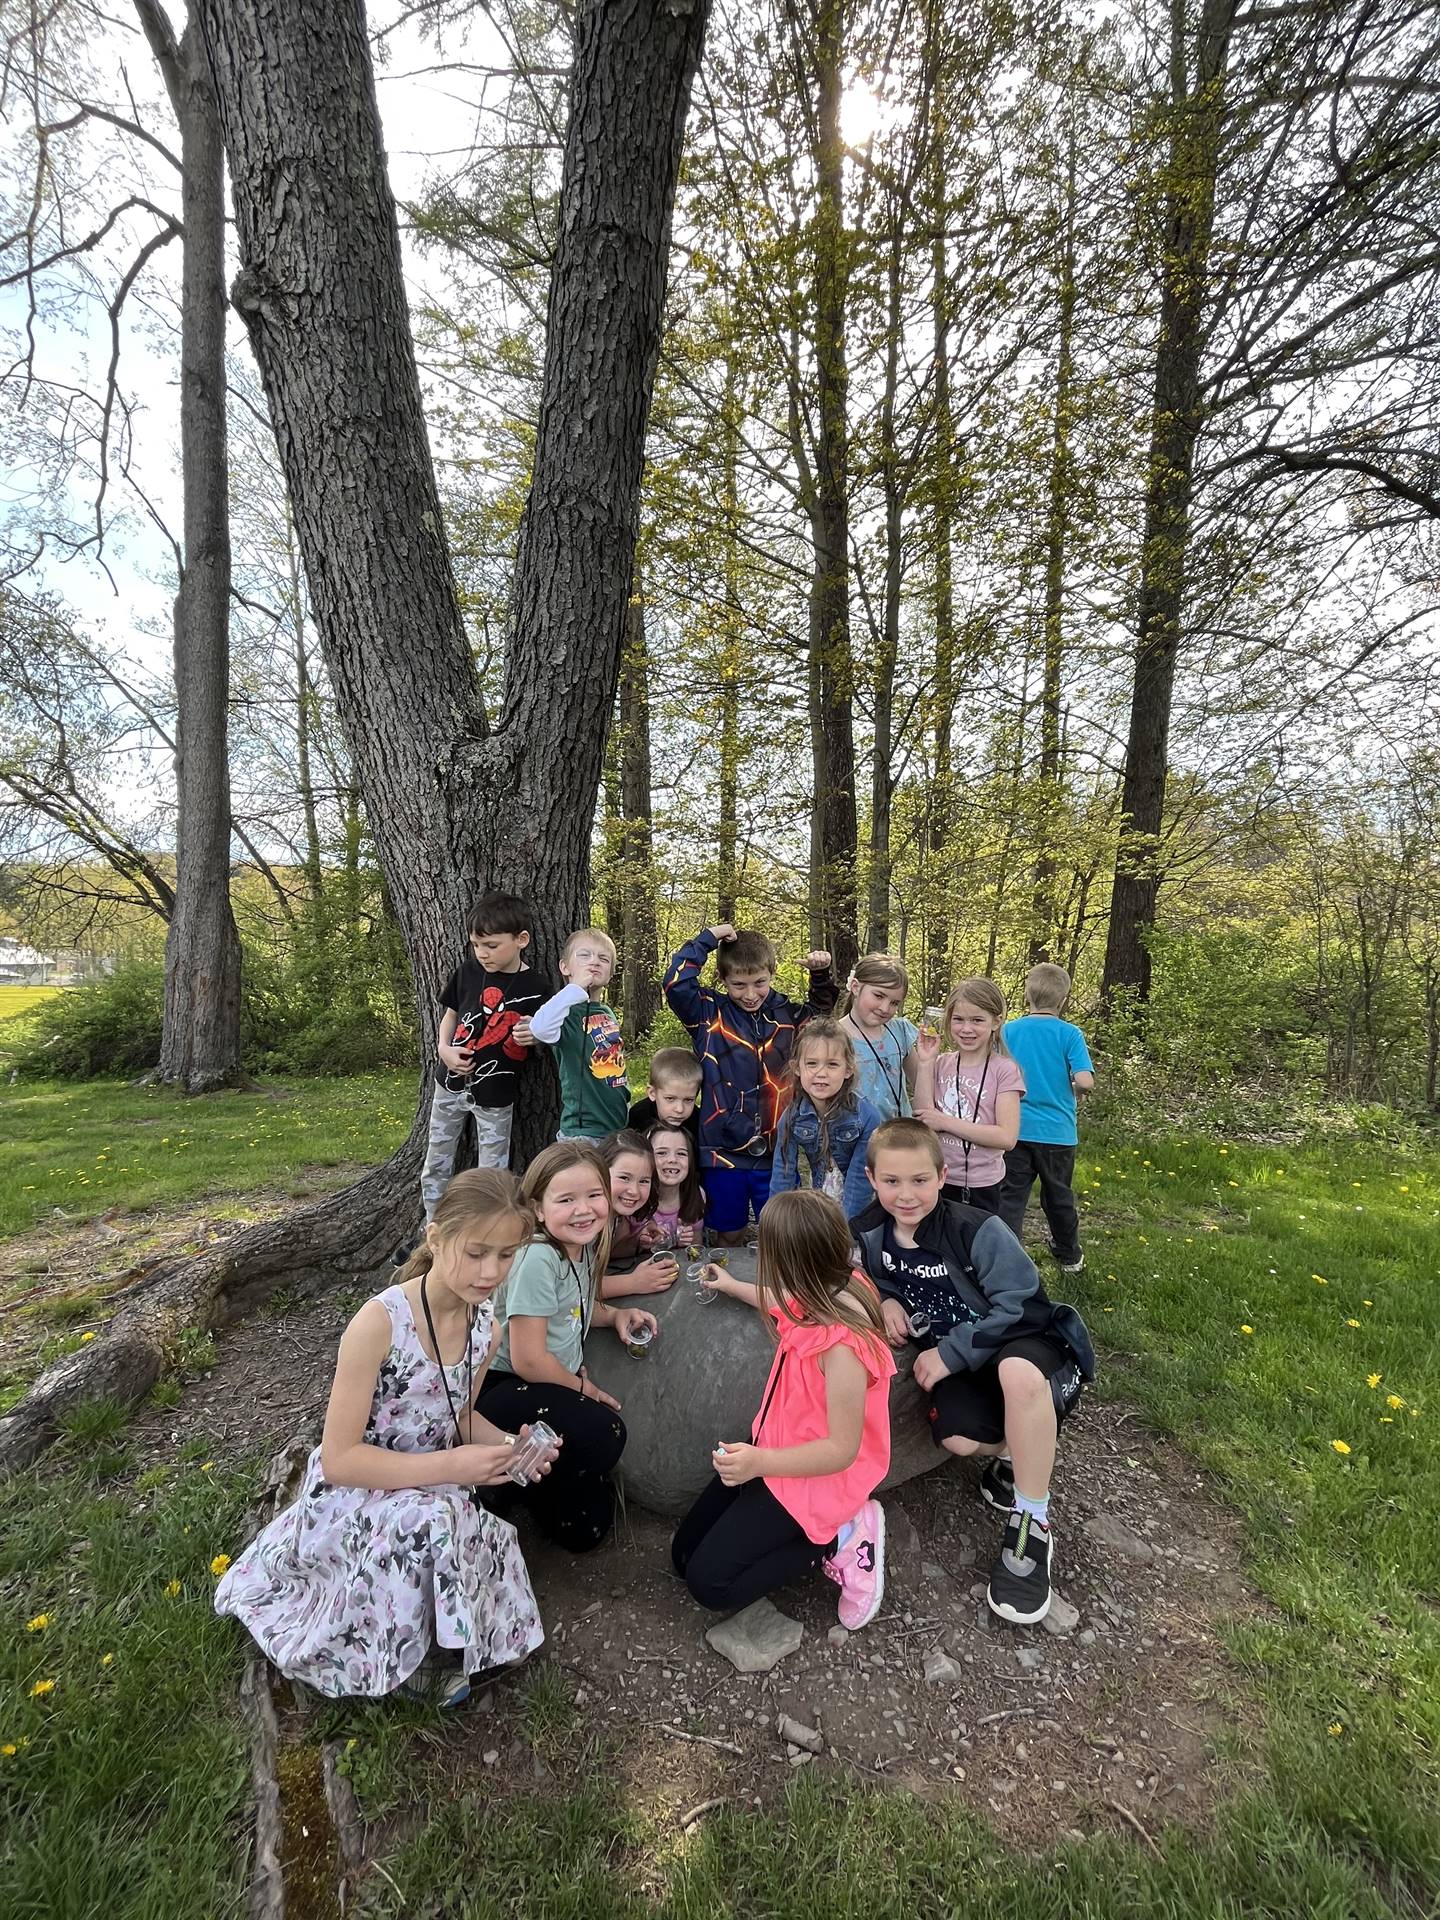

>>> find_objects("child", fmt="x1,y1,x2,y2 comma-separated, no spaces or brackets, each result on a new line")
477,1142,656,1550
628,1047,702,1146
841,953,919,1120
663,921,837,1242
851,1119,1095,1625
420,892,555,1220
529,929,631,1140
598,1129,679,1296
216,1170,550,1705
646,1124,707,1247
999,962,1095,1274
913,977,1026,1212
672,1189,895,1628
769,1018,883,1221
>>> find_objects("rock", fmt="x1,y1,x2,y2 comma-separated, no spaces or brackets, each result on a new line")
827,1625,851,1650
583,1247,951,1515
482,1749,499,1766
1015,1647,1045,1671
1083,1514,1156,1561
1077,1629,1097,1648
706,1599,803,1674
923,1650,961,1687
777,1714,823,1753
1041,1594,1081,1638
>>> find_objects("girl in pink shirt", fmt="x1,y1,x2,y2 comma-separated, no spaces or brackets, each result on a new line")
914,976,1025,1211
671,1189,896,1629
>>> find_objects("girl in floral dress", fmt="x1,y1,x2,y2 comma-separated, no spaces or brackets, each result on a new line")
215,1169,554,1705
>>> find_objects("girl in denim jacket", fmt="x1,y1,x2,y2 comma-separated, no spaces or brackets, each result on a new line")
770,1020,883,1222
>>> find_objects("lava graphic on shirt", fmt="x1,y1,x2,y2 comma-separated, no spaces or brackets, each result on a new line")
585,1007,627,1081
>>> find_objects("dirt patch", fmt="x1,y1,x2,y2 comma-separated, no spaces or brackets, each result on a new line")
144,1277,1265,1859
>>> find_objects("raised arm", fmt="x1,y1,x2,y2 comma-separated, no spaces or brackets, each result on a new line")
663,927,723,1035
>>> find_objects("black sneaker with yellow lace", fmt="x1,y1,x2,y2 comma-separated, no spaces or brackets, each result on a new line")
986,1508,1053,1624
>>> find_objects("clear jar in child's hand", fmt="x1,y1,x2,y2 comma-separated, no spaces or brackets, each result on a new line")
506,1421,560,1486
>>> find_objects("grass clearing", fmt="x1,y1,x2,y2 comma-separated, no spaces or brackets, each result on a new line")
0,1080,1436,1915
0,1070,415,1240
0,986,61,1026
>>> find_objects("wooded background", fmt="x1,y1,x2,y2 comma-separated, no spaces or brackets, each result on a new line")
1,0,1438,1117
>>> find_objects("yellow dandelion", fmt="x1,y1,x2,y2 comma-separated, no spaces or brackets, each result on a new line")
1367,1374,1382,1389
101,1653,114,1667
1240,1325,1254,1335
1,1743,17,1757
1313,1276,1328,1286
1345,1319,1360,1328
1399,1184,1409,1192
24,1614,49,1632
199,1462,215,1473
28,1679,55,1698
1330,1440,1351,1455
1411,1408,1421,1418
1138,1235,1148,1244
1327,1722,1343,1737
209,1554,231,1578
1363,1299,1373,1307
80,1332,96,1343
1381,1417,1394,1424
1227,1179,1239,1187
164,1578,182,1598
1387,1395,1405,1410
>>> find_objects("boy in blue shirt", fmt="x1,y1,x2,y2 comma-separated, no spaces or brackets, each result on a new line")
999,963,1094,1274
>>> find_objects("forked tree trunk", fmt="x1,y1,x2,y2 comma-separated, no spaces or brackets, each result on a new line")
0,0,709,1471
138,4,244,1091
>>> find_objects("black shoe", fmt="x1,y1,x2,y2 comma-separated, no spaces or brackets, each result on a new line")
979,1457,1015,1512
986,1509,1053,1624
1046,1242,1084,1274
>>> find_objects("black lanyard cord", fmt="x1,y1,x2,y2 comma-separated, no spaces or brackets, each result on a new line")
954,1052,990,1200
847,1017,904,1112
419,1273,474,1447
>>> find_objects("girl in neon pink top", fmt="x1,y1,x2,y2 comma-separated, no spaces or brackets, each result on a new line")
670,1189,896,1629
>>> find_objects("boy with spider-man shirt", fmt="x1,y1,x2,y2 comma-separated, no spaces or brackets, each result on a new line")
419,892,556,1220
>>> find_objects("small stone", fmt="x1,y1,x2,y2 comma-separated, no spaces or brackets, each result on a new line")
777,1714,823,1753
924,1649,962,1687
1042,1594,1081,1638
788,1750,813,1767
1083,1514,1156,1562
482,1749,499,1766
706,1599,804,1674
1077,1629,1097,1648
827,1624,851,1649
969,1581,987,1600
1016,1647,1044,1671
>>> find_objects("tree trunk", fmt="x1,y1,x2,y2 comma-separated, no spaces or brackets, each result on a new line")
602,712,627,1003
139,5,244,1092
867,225,903,954
0,0,710,1470
1101,0,1235,1007
925,154,956,1007
803,0,858,977
286,499,325,904
618,590,659,1044
1029,116,1077,967
716,339,742,922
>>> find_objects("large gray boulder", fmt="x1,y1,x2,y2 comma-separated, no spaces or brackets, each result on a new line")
582,1248,942,1517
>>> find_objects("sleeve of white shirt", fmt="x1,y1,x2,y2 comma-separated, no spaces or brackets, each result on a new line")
529,981,588,1045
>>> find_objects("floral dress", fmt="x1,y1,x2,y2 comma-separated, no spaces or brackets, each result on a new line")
215,1285,544,1697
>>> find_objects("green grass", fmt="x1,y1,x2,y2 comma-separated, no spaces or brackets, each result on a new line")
0,1450,256,1919
0,1070,415,1239
0,986,60,1025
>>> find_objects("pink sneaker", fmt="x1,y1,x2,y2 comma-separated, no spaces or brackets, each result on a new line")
822,1499,886,1629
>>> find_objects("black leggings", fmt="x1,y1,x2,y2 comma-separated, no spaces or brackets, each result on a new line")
671,1474,835,1611
477,1374,626,1553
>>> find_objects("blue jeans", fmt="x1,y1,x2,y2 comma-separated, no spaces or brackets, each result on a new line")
703,1160,772,1233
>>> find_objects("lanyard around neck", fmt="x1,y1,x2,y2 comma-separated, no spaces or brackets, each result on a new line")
953,1051,991,1198
848,1016,903,1109
419,1273,474,1446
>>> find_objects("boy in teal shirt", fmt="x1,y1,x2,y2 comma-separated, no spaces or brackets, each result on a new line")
529,928,632,1139
999,963,1094,1273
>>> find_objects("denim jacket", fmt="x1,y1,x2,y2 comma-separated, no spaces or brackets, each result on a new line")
770,1093,882,1222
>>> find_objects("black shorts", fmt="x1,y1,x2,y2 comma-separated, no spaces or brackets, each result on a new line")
928,1336,1083,1446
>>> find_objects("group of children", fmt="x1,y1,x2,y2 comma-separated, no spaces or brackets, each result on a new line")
215,898,1097,1707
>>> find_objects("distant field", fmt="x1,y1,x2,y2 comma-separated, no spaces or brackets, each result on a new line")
0,984,61,1022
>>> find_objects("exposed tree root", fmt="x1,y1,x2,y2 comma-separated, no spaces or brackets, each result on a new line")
0,1122,424,1474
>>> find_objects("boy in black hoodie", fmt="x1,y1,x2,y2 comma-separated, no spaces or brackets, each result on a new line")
850,1118,1095,1625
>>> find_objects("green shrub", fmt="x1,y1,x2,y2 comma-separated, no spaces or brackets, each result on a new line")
9,962,165,1078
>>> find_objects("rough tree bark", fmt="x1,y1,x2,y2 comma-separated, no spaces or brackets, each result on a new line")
618,589,660,1044
1101,0,1235,1007
137,1,244,1091
866,223,904,954
925,135,957,1006
0,0,709,1470
716,338,743,923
